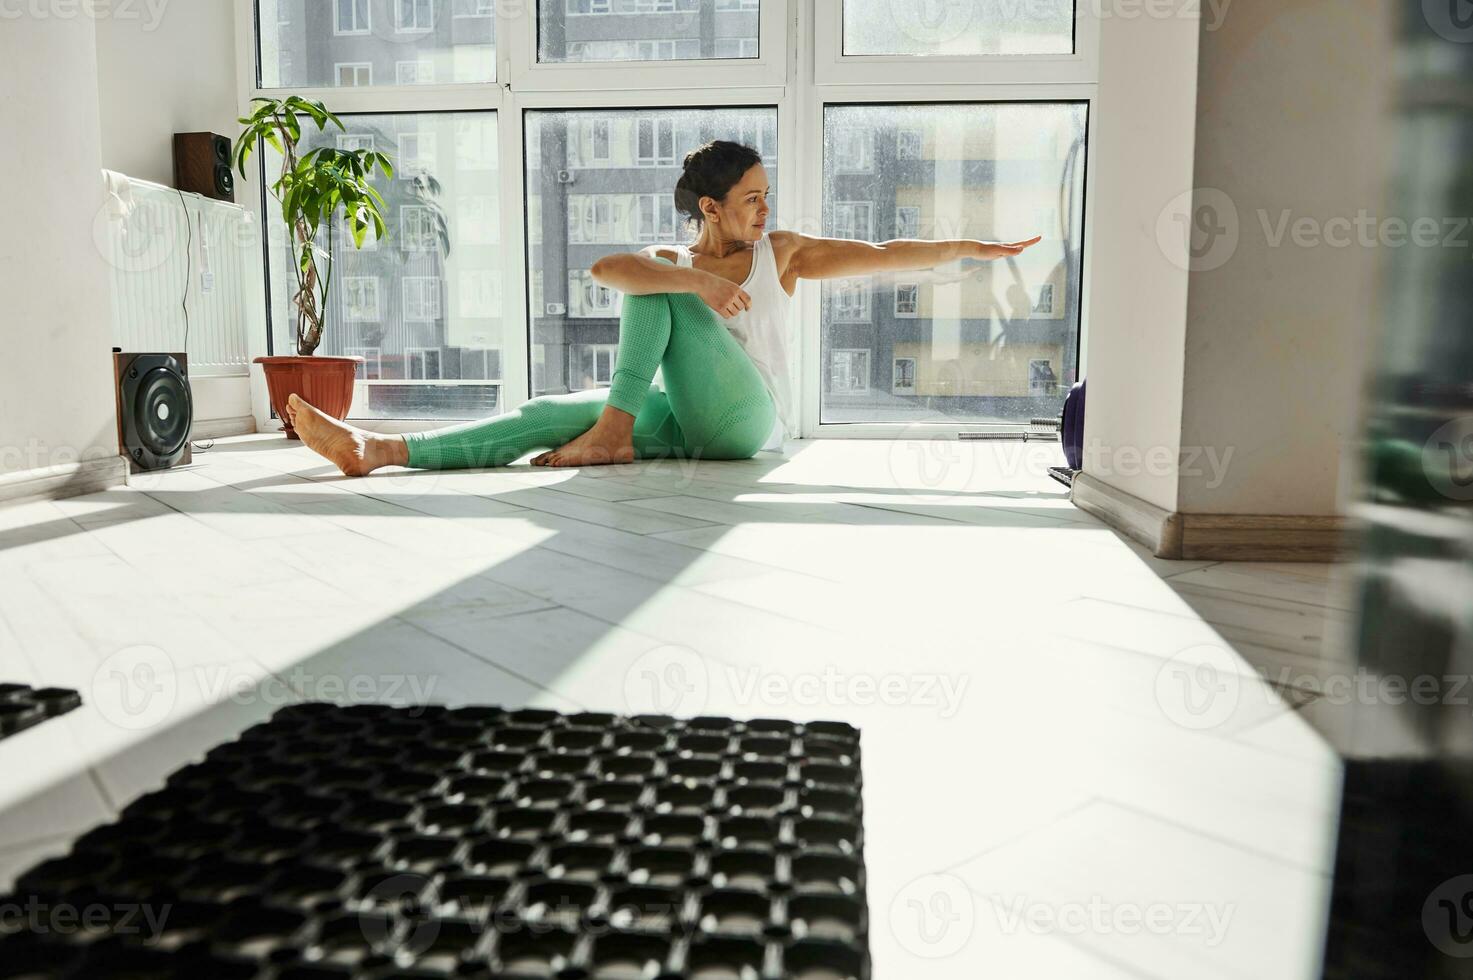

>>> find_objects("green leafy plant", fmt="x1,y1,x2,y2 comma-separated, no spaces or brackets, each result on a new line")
235,96,394,356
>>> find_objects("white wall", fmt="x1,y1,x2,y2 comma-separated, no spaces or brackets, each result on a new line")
94,4,240,186
0,14,120,479
1178,0,1394,515
1080,6,1203,513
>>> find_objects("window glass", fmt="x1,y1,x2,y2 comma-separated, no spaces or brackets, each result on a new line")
258,0,495,87
821,102,1087,425
525,107,778,395
264,112,506,420
539,0,760,64
841,0,1073,57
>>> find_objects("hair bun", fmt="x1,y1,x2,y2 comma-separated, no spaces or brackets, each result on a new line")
674,140,763,228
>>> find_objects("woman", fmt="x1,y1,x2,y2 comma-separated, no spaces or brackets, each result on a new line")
286,140,1040,474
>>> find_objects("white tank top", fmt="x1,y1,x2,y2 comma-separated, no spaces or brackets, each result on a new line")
665,233,795,454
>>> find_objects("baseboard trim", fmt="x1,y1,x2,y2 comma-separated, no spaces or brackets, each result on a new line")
1071,473,1353,562
0,455,130,508
191,416,257,440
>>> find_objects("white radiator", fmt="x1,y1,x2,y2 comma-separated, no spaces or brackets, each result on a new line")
100,173,259,378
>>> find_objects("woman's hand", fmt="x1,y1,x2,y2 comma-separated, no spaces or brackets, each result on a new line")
695,271,752,319
971,236,1044,260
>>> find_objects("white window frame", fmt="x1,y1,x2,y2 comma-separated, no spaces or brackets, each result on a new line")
396,60,437,85
894,282,918,318
334,0,370,35
334,62,373,87
345,346,382,380
570,343,619,387
833,201,873,242
403,277,442,321
231,0,1175,441
830,349,870,393
406,346,443,379
342,276,380,321
831,276,872,322
396,0,435,33
635,116,676,166
813,0,1100,86
894,205,920,239
892,355,916,394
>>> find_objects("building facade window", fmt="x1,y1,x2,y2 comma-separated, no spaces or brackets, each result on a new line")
570,343,618,387
832,277,872,322
396,0,435,33
894,283,918,317
892,356,917,394
833,201,873,242
396,60,437,85
636,117,676,166
334,0,370,35
895,205,920,239
335,63,372,87
343,277,380,321
404,277,442,320
831,349,871,393
345,347,383,380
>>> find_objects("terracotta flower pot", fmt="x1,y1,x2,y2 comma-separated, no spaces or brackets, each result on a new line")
254,355,361,440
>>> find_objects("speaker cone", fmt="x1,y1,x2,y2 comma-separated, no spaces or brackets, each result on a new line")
117,353,192,470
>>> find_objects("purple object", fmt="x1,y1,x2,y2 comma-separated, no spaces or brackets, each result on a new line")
1060,378,1086,471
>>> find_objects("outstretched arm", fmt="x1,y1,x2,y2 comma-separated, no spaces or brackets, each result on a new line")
778,231,1043,282
590,248,753,319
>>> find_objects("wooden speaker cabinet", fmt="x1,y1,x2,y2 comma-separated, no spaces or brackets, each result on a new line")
173,132,235,202
113,350,193,473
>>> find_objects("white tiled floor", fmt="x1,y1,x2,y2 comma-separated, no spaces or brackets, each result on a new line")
0,434,1352,978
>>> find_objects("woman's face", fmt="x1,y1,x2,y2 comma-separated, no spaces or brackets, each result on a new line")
704,163,771,242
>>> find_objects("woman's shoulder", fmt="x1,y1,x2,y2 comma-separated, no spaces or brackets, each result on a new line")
639,243,688,265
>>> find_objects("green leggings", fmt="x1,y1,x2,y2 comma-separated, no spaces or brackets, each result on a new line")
401,279,777,469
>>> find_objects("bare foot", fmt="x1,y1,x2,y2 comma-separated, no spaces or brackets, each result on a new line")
532,410,636,468
288,393,407,476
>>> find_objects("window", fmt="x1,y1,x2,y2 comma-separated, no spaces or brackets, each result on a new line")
831,128,872,173
637,118,676,166
1033,283,1056,316
455,119,497,169
527,107,780,400
397,61,437,85
335,63,372,87
893,357,917,394
541,0,759,63
715,38,759,59
568,270,619,317
831,350,870,393
590,120,611,162
841,0,1074,56
343,277,380,320
404,278,442,321
345,347,383,381
460,270,500,317
821,102,1088,426
637,194,678,243
896,127,923,160
335,0,369,34
1029,358,1058,395
717,0,759,10
833,202,873,242
397,0,435,32
570,343,618,388
831,277,872,322
337,134,375,153
895,283,918,317
401,206,440,251
398,132,438,178
895,206,920,239
532,344,547,393
407,347,443,379
461,196,499,245
262,0,493,87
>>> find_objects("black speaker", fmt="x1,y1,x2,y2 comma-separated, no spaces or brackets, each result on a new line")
173,132,234,202
113,350,193,472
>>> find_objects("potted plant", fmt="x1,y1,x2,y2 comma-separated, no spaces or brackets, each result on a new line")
236,96,393,438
